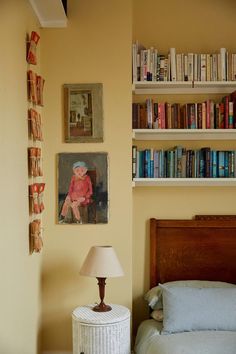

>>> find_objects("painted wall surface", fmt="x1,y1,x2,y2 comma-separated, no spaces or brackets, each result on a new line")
0,1,42,353
132,0,236,332
40,0,132,351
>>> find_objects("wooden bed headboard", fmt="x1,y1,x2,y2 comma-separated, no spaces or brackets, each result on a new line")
150,216,236,288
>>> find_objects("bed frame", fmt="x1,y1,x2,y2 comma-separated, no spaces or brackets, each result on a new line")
150,216,236,288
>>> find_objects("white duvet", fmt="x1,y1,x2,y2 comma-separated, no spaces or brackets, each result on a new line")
134,320,236,354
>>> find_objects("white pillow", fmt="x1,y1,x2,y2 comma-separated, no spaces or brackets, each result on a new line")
160,284,236,334
144,280,236,310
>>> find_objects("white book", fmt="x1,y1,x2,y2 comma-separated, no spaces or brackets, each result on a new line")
141,49,148,81
206,54,211,81
153,49,158,82
170,47,177,81
176,54,182,81
212,54,218,81
200,54,206,81
184,54,188,81
193,54,199,81
220,47,226,81
188,53,194,81
217,53,221,81
233,54,236,80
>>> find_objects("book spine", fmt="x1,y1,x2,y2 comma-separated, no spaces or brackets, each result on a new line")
200,54,206,81
229,151,235,177
170,48,177,81
211,150,217,178
188,53,194,82
220,48,227,81
229,101,234,129
218,151,225,177
224,151,229,177
132,145,137,178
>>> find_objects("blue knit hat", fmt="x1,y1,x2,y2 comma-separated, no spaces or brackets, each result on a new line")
73,161,87,169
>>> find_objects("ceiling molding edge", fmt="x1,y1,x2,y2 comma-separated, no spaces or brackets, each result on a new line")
29,0,67,28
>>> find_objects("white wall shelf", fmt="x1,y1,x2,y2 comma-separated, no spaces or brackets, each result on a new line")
132,178,236,187
132,81,236,95
132,129,236,141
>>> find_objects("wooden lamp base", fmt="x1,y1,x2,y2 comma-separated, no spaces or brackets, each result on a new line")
93,277,112,312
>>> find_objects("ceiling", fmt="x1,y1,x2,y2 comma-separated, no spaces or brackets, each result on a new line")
29,0,67,28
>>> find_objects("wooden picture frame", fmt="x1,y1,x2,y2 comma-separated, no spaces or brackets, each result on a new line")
63,83,103,143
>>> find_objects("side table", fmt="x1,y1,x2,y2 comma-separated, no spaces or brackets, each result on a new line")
72,304,130,354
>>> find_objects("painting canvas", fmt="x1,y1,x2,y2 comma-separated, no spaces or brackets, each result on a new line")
64,83,103,143
58,152,108,224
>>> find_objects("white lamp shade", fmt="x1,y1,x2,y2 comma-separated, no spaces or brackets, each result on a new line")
80,246,124,278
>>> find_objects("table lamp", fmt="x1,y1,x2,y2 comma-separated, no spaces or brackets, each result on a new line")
80,246,124,312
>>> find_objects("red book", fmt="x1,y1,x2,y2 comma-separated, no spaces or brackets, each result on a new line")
158,103,166,128
230,90,236,128
222,96,229,129
205,100,212,129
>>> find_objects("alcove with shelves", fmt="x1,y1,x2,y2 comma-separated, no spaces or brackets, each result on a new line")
132,45,236,187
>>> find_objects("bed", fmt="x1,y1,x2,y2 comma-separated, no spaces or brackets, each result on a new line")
134,216,236,354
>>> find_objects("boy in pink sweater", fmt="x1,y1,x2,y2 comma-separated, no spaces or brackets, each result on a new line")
60,161,93,224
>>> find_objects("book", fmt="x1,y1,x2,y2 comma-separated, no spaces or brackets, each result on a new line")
218,151,225,177
132,145,137,178
220,48,227,81
200,54,206,81
170,48,177,81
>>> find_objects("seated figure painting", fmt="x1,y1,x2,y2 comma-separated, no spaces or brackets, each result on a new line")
58,152,108,224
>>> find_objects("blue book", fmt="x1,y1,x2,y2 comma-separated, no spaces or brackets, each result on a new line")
153,150,159,178
144,149,151,177
175,146,183,178
159,149,164,178
150,148,154,178
138,150,145,178
211,150,217,178
224,151,229,178
218,151,225,177
229,151,235,177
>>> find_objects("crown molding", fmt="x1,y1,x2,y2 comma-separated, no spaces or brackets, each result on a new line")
29,0,67,28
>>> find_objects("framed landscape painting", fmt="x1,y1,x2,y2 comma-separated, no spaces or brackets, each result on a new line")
63,83,103,143
58,152,108,224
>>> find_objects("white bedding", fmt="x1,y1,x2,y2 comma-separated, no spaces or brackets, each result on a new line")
134,319,236,354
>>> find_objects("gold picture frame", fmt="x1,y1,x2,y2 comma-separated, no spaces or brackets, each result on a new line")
64,83,103,143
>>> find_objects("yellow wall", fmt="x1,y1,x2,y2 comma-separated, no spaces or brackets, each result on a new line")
0,1,42,353
40,0,132,351
2,1,236,352
132,0,236,332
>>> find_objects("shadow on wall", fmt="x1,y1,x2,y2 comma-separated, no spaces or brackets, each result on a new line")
132,219,150,336
40,260,90,352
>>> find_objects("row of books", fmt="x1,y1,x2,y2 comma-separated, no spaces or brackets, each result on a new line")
132,91,236,129
132,146,236,179
132,42,236,82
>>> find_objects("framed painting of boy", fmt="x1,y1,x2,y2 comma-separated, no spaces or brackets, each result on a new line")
58,152,108,224
63,83,103,143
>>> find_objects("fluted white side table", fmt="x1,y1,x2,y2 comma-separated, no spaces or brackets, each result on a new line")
72,304,130,354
